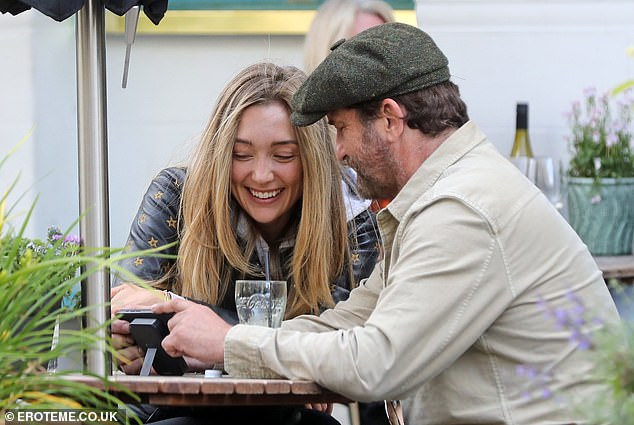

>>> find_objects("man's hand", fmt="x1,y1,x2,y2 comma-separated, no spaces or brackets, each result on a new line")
153,298,232,366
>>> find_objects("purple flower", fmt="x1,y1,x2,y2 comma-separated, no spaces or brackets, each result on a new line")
553,308,569,328
571,330,592,350
606,133,618,147
516,365,539,380
540,387,553,399
64,235,81,245
583,87,596,97
47,225,62,240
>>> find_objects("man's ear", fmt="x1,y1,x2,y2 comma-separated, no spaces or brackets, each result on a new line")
379,99,406,135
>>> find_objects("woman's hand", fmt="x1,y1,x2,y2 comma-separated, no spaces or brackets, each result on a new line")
304,403,333,415
110,283,167,373
111,283,166,315
111,318,145,375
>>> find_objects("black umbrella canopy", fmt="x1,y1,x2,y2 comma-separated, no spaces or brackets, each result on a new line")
0,0,167,23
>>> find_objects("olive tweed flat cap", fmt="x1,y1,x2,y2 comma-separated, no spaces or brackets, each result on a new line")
291,22,450,126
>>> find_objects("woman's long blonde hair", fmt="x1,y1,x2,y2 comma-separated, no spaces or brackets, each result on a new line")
303,0,395,73
174,63,348,318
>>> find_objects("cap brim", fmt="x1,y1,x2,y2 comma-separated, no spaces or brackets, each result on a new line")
291,110,327,127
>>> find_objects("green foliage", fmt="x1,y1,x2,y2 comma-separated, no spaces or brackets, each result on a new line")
575,281,634,424
8,225,82,310
0,147,138,420
566,88,634,184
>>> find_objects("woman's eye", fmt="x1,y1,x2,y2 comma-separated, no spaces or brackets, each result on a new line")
274,154,296,162
232,153,252,161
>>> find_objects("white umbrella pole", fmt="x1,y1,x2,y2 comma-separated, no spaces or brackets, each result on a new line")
76,0,111,376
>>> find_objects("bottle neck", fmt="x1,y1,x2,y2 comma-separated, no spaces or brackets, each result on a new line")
511,103,533,157
516,109,528,130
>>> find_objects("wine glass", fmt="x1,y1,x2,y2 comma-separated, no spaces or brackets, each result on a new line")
509,156,538,183
533,156,563,211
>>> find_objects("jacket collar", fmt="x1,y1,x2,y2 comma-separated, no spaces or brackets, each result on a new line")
235,208,296,266
382,120,486,222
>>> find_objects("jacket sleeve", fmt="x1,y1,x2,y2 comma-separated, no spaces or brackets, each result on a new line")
330,209,382,304
113,167,185,286
113,168,240,324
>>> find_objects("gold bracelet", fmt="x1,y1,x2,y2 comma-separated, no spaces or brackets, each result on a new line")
163,290,171,301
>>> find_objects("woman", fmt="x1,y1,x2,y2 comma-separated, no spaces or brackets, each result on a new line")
111,62,380,424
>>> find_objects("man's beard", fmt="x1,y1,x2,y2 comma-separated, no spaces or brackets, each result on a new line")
347,125,400,200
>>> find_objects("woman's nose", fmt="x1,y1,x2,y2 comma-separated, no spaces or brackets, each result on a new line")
252,159,274,183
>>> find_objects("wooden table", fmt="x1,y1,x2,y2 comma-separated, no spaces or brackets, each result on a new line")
594,255,634,283
64,374,350,407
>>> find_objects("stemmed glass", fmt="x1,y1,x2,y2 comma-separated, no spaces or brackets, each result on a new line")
510,157,535,182
533,156,564,212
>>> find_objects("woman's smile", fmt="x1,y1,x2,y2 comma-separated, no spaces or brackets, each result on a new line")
231,101,303,243
248,187,284,200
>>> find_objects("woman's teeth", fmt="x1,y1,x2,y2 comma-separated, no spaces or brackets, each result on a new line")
250,189,281,199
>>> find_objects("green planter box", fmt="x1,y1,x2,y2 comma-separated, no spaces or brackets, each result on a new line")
567,177,634,255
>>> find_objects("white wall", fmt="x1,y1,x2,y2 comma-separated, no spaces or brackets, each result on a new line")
1,13,78,238
0,13,37,234
417,0,634,160
1,0,633,248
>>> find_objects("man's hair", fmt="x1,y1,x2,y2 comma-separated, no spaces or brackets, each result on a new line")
355,81,469,137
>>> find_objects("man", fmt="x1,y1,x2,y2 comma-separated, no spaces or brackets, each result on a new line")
146,23,619,424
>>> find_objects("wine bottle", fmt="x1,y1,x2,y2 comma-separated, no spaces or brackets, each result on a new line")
510,103,534,158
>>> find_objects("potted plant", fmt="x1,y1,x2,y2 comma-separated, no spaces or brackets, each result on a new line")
0,150,138,420
565,87,634,255
13,226,82,309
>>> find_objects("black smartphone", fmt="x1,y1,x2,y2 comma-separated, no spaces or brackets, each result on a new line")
116,309,188,376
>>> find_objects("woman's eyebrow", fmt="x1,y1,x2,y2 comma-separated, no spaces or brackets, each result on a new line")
234,139,299,147
234,139,298,147
271,140,298,147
